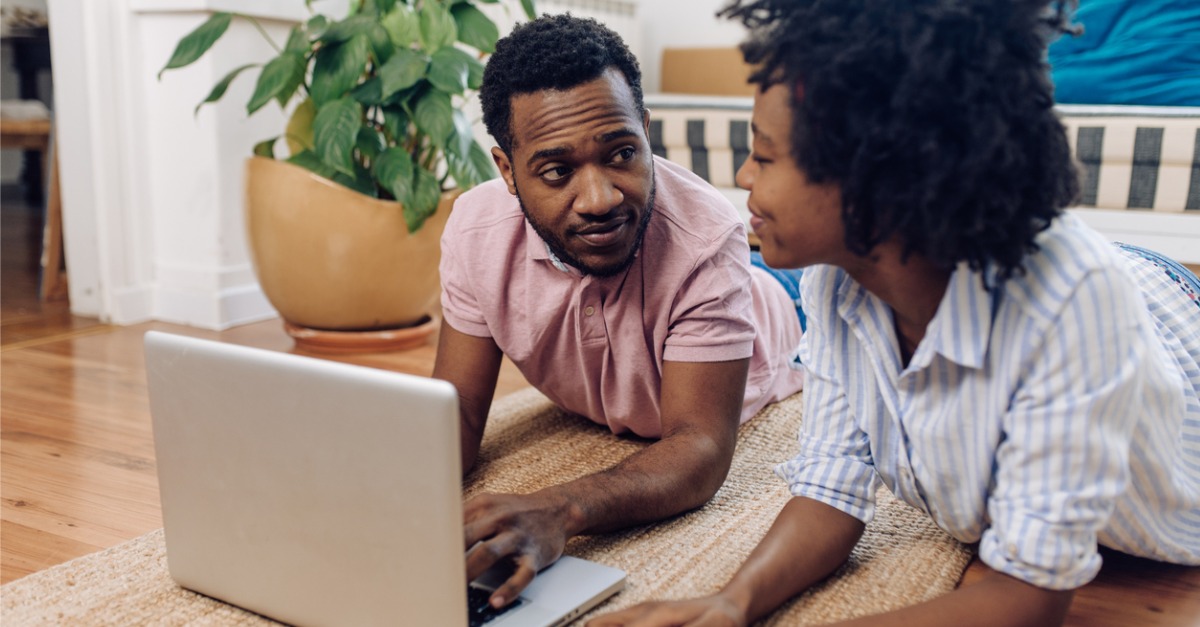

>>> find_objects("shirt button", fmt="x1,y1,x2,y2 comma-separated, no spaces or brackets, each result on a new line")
584,306,595,316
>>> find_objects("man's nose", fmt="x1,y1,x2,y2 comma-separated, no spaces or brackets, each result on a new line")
572,167,623,216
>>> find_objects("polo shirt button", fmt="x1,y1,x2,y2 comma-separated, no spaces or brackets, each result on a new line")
585,306,595,316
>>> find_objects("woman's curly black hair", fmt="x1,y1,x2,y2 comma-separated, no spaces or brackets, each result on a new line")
481,14,645,156
720,0,1082,278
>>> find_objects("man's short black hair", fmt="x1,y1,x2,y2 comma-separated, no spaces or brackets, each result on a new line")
481,13,645,155
720,0,1082,278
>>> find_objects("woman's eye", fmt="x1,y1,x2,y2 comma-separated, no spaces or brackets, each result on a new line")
541,166,571,182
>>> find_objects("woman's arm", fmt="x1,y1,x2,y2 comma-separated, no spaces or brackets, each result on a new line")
587,497,865,626
837,563,1074,627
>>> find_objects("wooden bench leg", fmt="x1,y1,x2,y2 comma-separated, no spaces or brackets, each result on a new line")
39,141,67,302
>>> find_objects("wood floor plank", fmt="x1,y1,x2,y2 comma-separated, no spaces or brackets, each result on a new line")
0,520,104,584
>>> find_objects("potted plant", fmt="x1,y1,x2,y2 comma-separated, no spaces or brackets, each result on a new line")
159,0,535,351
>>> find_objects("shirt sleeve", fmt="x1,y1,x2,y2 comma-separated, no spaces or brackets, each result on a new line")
438,208,492,338
662,228,757,362
775,266,880,523
981,266,1144,590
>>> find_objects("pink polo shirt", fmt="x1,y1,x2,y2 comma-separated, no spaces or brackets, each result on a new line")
440,157,804,438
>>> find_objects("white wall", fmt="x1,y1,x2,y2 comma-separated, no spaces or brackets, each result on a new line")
637,0,746,93
46,0,310,325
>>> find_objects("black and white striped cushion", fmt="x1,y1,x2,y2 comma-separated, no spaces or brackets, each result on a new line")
647,96,1200,214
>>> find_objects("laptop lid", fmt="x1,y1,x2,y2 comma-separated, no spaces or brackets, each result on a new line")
144,331,624,627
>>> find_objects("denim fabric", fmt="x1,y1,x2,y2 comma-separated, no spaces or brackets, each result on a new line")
750,251,806,332
1116,242,1200,313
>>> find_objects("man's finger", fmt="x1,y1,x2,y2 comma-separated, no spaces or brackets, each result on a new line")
488,552,540,609
465,532,519,582
463,496,505,549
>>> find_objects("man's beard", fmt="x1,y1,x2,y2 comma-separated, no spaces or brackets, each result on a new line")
516,177,656,278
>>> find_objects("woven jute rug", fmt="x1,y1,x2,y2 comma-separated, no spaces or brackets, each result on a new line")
2,388,973,626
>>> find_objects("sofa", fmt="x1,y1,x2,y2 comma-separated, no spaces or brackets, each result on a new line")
645,94,1200,265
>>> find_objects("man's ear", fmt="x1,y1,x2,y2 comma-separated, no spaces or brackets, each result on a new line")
491,146,518,196
643,109,651,138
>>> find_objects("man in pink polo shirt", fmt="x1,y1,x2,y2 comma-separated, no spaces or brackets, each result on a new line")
432,15,805,609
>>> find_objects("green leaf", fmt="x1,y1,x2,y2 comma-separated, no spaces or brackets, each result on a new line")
356,126,386,160
447,108,473,159
276,51,308,107
285,97,317,155
413,90,454,148
459,49,485,89
406,168,442,232
307,15,330,40
287,150,337,179
378,48,429,99
284,25,308,53
159,12,232,78
194,63,257,115
373,146,415,204
247,53,303,114
520,0,537,20
450,4,499,53
419,1,458,53
366,22,394,64
387,82,422,107
467,139,497,182
382,105,410,141
334,160,378,197
253,136,278,158
350,77,386,106
428,47,469,95
310,34,371,106
447,137,496,188
320,15,375,43
372,0,397,15
313,97,364,175
381,5,420,48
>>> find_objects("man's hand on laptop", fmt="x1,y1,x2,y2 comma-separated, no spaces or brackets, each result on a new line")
464,490,581,608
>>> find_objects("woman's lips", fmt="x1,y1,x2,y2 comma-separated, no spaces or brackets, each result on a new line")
749,213,765,235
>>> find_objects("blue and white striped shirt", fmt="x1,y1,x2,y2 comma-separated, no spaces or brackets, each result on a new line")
777,213,1200,590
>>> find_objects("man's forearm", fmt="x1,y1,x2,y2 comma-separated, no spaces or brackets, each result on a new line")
538,429,734,536
458,395,492,473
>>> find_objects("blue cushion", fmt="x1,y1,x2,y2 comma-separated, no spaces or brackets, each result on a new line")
1049,0,1200,106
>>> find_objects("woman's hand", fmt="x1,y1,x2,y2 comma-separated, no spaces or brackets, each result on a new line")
586,595,747,627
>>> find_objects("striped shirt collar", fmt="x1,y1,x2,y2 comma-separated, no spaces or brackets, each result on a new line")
836,261,995,371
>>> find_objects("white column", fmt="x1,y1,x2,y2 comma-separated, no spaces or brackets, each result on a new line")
47,0,339,328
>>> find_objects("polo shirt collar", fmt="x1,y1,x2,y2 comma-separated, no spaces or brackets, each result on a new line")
524,220,578,275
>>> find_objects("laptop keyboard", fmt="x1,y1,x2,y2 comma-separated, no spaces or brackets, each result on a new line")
467,585,524,627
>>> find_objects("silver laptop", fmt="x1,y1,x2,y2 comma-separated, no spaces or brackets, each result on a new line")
144,331,625,627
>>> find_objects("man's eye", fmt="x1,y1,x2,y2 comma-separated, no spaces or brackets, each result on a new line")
541,166,572,182
612,147,636,163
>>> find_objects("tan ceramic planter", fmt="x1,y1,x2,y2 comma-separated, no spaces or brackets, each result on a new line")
244,156,455,332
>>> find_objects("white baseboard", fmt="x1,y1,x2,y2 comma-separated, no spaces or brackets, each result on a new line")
153,283,276,330
110,285,155,325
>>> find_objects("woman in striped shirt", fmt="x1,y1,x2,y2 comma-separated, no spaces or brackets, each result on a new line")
590,1,1200,625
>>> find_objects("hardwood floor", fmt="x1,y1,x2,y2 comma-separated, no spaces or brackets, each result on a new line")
1,199,1198,625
